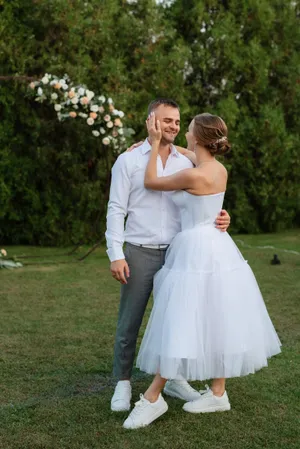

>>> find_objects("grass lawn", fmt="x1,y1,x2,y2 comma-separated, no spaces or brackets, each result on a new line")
1,230,300,449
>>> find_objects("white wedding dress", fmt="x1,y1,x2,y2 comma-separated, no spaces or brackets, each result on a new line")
137,191,281,380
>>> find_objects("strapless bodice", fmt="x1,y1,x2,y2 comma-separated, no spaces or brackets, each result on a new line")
172,191,225,231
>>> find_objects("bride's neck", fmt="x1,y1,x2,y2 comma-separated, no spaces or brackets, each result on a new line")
195,144,214,166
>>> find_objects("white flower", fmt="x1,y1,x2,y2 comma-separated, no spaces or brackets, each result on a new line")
92,130,100,137
104,114,111,122
107,97,113,104
118,111,125,118
50,79,58,86
54,104,62,111
118,128,124,135
62,84,69,90
78,113,88,118
87,117,94,125
37,87,43,96
98,106,105,113
112,109,119,115
221,78,227,89
90,105,99,112
71,96,79,104
107,121,114,128
51,93,58,100
1,249,7,257
78,87,85,96
100,127,106,134
98,95,106,103
42,76,49,84
86,90,95,100
102,137,110,145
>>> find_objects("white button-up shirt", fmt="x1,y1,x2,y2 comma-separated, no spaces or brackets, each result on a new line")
105,139,193,262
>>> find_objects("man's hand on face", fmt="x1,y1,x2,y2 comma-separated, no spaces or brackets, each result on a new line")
110,259,130,284
215,209,231,232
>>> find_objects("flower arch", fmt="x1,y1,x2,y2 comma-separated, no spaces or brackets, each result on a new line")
29,73,134,153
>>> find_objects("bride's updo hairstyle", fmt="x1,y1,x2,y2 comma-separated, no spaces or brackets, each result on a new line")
193,113,231,156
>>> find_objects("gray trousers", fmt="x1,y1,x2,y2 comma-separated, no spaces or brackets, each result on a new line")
113,242,168,379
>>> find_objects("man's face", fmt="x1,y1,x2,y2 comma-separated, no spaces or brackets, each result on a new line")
151,105,180,145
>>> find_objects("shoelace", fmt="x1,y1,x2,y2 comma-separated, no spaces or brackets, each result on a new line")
134,394,149,408
129,394,149,420
199,384,211,395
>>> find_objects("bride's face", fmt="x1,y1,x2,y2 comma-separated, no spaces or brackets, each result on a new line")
185,120,197,151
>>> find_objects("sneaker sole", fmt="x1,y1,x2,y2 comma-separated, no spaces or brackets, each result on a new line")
163,387,201,402
111,405,131,412
111,399,131,412
123,403,169,429
183,404,231,414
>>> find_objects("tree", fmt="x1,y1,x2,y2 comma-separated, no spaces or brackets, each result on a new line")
0,0,189,244
166,0,300,232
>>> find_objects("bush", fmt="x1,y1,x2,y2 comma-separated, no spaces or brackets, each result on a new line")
0,0,299,244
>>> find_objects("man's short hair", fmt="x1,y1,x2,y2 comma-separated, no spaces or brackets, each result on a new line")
147,98,180,116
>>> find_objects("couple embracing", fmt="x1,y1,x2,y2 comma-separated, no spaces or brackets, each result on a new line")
105,98,281,429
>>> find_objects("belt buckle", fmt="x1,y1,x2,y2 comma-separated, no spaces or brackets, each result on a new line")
159,244,168,250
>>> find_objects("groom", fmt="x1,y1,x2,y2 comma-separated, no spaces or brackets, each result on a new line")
106,98,230,411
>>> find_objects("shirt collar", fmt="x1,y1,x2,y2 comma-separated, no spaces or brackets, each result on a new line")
141,138,180,158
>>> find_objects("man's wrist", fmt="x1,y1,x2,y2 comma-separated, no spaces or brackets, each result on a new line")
107,247,125,262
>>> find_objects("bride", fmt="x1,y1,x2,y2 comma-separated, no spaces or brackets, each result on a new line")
123,112,281,429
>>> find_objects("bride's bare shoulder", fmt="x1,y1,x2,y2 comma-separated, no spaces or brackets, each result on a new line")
195,161,227,188
216,160,228,177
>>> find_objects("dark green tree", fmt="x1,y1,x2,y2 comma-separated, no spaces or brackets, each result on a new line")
0,0,299,244
166,0,300,232
0,0,189,244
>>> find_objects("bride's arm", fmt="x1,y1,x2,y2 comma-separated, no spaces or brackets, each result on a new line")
175,146,197,166
144,113,199,191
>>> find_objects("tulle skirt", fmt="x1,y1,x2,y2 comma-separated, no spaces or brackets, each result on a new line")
136,225,281,380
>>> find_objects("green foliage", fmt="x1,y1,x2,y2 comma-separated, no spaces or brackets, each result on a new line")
0,0,299,244
167,0,300,232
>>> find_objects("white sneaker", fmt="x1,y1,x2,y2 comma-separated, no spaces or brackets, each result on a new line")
123,394,168,429
111,380,132,412
183,386,231,413
164,379,201,401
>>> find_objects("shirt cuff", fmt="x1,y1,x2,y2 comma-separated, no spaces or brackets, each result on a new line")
106,246,125,262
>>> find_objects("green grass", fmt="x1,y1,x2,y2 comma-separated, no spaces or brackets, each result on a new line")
1,230,300,449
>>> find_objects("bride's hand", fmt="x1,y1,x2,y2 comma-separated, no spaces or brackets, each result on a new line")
146,112,162,144
126,141,144,152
